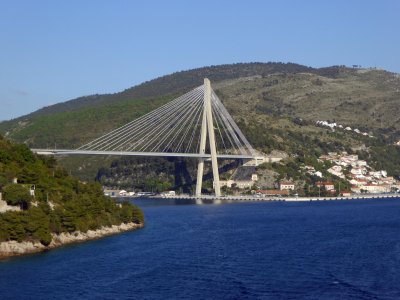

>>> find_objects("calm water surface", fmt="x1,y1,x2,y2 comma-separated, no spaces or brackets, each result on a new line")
1,198,400,299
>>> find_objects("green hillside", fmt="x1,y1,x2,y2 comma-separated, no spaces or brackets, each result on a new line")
0,135,144,246
0,62,320,122
1,96,173,149
1,62,399,185
2,63,399,149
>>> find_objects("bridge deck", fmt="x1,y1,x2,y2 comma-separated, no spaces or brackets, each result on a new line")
31,149,263,160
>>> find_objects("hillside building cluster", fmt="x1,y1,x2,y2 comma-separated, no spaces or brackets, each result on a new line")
302,165,323,178
219,150,399,196
318,152,400,194
315,120,373,138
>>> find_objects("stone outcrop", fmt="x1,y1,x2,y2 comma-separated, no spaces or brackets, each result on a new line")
0,240,45,256
0,222,143,259
0,199,21,213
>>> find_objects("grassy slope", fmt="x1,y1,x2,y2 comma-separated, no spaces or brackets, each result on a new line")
213,70,400,136
2,96,174,149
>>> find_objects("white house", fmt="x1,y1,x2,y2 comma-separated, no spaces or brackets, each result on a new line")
316,182,335,191
351,167,365,176
361,184,391,194
356,160,368,167
219,180,235,188
219,173,258,189
218,179,254,189
280,182,295,190
315,171,323,178
327,165,344,178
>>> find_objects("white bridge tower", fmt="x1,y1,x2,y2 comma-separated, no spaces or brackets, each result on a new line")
195,78,221,197
32,78,260,198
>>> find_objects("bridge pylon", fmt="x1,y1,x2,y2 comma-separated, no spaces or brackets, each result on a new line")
32,77,260,198
195,78,220,197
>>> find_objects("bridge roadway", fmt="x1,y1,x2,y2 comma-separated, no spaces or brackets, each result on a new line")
31,149,264,160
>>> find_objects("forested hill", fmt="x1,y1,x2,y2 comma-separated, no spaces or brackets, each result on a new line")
2,62,342,120
1,62,400,183
1,62,399,148
0,135,143,247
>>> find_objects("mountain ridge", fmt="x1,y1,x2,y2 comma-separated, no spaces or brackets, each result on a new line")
1,62,349,123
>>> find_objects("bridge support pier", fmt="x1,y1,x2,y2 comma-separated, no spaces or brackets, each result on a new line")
195,78,221,197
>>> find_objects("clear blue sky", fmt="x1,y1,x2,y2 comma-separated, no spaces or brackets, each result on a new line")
1,0,399,121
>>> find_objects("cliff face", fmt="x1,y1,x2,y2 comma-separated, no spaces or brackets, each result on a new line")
0,222,143,258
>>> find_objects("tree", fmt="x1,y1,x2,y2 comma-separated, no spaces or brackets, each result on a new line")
2,184,31,209
1,138,145,247
25,206,52,246
0,175,8,189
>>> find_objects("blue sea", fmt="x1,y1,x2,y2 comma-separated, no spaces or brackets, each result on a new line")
1,198,400,299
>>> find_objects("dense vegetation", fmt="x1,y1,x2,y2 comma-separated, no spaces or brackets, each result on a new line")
97,157,176,192
0,135,144,246
96,156,238,194
1,96,174,149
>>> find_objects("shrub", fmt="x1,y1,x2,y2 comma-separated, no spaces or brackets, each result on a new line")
2,184,32,209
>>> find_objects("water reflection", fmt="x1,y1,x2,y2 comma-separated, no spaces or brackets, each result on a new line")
126,197,225,207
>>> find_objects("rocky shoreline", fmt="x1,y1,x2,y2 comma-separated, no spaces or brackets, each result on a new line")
0,222,144,259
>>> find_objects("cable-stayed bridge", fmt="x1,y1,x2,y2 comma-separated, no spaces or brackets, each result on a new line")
32,79,263,197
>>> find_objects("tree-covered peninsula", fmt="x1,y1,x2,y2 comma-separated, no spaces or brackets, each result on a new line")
0,135,144,256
